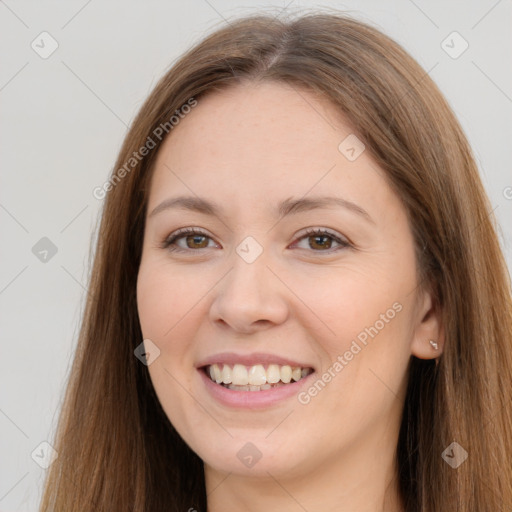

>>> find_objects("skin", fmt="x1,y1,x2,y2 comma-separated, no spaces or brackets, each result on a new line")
136,80,443,512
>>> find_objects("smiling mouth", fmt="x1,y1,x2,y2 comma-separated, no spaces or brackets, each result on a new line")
203,363,314,391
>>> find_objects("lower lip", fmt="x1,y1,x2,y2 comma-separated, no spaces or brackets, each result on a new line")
198,368,315,409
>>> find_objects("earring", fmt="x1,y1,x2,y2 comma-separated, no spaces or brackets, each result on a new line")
429,339,439,350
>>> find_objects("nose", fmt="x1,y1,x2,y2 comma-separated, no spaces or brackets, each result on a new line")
209,250,289,334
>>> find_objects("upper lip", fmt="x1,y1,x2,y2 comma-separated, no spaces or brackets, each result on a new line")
196,352,315,370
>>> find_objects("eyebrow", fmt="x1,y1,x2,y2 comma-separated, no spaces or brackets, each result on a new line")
148,195,374,224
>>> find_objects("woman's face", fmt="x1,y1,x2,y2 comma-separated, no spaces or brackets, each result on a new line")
137,81,441,480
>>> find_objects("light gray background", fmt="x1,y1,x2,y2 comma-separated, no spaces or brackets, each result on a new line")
1,1,511,510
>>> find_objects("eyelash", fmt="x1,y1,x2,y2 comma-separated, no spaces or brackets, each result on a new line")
161,227,351,254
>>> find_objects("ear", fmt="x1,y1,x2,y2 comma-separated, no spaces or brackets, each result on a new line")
410,288,444,360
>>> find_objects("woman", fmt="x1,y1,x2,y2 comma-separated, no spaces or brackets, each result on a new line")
39,11,512,512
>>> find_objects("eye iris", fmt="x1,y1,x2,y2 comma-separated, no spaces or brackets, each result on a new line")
186,234,208,249
171,230,341,251
309,234,332,250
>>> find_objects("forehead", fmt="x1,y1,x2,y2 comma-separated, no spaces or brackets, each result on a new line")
158,81,348,169
148,81,395,217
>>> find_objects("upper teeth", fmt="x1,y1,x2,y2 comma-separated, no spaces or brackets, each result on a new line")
207,363,312,386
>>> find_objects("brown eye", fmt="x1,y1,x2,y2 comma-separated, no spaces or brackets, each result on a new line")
184,234,209,249
294,228,350,252
163,227,350,254
163,228,216,252
308,234,333,250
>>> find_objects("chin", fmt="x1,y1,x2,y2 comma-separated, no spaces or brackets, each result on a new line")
192,432,312,479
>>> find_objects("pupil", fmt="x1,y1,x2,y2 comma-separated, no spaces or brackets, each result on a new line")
188,235,207,248
185,234,332,250
312,235,330,249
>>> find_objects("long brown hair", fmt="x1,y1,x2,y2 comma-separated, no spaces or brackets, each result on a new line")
39,11,512,511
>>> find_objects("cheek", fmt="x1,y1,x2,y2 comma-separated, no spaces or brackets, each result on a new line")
136,261,205,341
302,268,404,350
136,262,206,438
295,281,411,456
299,264,413,405
136,260,211,407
